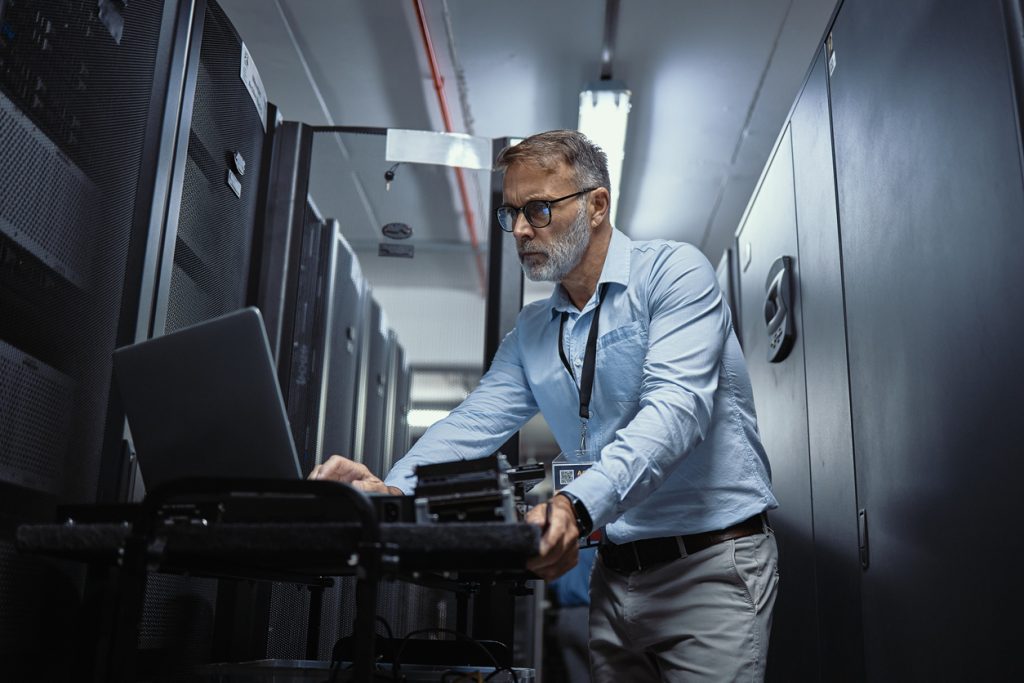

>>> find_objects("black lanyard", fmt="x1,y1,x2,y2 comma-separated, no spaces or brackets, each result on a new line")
558,283,609,421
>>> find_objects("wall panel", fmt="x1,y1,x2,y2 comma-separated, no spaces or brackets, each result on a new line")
829,0,1024,677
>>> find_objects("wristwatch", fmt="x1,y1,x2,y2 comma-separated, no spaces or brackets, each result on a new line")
557,491,593,539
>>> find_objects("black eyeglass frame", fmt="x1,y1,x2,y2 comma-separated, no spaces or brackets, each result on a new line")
496,187,598,232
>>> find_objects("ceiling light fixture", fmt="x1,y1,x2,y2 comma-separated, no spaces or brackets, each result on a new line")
407,408,451,429
578,81,631,226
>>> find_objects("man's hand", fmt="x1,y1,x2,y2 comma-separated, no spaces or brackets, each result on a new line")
310,455,403,495
525,494,580,581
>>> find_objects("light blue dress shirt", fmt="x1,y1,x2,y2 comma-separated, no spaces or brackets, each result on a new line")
385,227,777,543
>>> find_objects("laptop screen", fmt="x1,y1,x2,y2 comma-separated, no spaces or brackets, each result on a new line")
112,307,303,491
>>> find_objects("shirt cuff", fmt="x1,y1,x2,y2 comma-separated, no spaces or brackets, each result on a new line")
383,469,415,496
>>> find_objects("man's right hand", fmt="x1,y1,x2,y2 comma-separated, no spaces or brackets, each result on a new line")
310,455,403,495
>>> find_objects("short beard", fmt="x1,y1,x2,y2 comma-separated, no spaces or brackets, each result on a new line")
518,202,591,282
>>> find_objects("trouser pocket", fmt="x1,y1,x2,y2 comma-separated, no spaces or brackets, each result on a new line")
730,532,780,612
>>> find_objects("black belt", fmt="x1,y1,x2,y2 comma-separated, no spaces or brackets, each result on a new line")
598,514,767,574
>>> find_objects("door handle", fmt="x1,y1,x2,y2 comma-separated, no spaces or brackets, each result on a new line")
764,255,796,363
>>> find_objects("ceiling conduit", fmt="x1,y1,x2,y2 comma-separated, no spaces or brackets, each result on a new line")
411,0,487,295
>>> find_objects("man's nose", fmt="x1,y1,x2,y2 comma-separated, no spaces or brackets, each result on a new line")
511,211,535,241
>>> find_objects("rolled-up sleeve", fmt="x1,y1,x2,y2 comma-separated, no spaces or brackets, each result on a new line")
564,244,730,529
384,325,540,494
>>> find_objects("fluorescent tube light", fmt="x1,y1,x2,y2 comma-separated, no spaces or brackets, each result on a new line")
578,82,631,226
407,408,451,429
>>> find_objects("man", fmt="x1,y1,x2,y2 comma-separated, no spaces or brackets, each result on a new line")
313,130,779,681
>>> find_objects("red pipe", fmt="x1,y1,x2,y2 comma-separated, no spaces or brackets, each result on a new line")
412,0,487,294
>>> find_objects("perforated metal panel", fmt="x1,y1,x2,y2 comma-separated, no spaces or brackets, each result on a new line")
0,0,166,675
143,0,270,671
261,577,458,662
266,582,311,659
0,0,163,501
376,582,454,647
138,572,219,667
0,340,73,492
163,0,266,334
314,579,457,661
316,579,351,659
0,93,98,287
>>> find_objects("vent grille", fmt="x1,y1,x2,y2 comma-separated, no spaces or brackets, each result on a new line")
266,581,311,659
164,2,265,334
0,92,98,287
138,572,218,668
0,340,73,492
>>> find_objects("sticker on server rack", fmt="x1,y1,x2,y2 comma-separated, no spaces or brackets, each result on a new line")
240,42,268,132
226,169,242,198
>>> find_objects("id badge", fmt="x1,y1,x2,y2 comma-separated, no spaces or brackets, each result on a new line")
552,461,594,493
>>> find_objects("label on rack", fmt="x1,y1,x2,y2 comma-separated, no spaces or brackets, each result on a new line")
240,42,268,132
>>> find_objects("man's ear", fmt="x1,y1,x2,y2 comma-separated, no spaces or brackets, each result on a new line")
590,187,610,227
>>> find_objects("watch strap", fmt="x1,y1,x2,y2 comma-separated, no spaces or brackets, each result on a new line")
557,491,593,539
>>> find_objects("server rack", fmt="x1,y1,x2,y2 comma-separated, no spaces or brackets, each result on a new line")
318,230,367,466
388,344,411,472
380,330,401,474
360,297,392,478
151,0,268,340
125,0,271,675
0,0,199,677
281,204,334,475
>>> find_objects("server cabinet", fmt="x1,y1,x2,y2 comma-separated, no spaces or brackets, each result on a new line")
380,331,401,473
0,0,190,676
390,345,411,469
153,0,268,337
360,297,392,477
828,0,1024,678
789,43,863,681
281,208,334,475
736,126,819,682
254,120,314,382
317,229,365,465
131,0,271,674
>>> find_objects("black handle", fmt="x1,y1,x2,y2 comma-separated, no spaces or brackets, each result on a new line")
764,256,796,363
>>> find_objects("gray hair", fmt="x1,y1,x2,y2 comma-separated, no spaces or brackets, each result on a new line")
495,130,611,199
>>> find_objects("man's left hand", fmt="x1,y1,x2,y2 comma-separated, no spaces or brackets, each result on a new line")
525,494,580,581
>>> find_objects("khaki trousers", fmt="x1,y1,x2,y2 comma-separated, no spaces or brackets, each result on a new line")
589,530,779,682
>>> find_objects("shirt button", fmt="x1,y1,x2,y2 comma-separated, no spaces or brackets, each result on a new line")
574,358,583,367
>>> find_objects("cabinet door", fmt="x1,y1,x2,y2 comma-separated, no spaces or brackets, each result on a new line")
830,0,1024,678
790,45,864,681
737,126,819,682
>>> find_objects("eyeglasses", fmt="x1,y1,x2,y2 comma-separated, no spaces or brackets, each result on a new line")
496,188,597,232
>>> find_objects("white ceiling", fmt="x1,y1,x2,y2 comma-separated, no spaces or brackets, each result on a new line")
218,0,838,436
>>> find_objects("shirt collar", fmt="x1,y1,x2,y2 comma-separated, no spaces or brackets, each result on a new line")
547,227,632,317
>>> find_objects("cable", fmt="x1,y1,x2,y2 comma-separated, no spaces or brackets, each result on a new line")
391,628,516,683
327,615,398,683
375,615,396,643
484,666,518,682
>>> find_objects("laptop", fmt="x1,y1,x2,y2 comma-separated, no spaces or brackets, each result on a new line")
112,307,303,490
